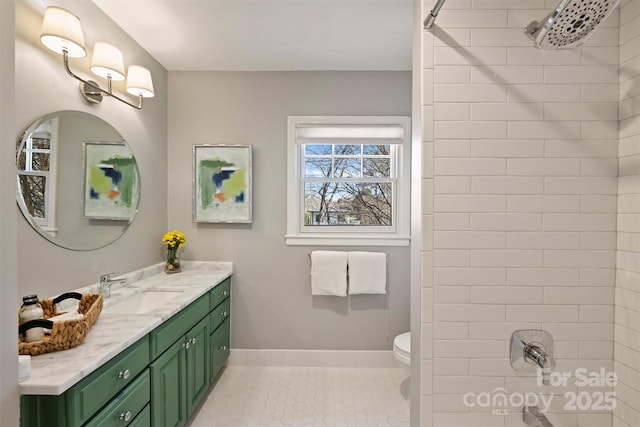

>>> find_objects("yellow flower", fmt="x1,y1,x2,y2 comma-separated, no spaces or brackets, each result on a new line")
162,230,187,249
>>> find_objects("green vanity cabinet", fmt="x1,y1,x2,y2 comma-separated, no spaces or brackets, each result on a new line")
20,335,150,427
20,275,232,427
149,277,235,427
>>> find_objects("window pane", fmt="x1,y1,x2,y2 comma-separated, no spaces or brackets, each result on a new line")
17,148,50,172
31,138,50,150
31,152,50,172
333,158,361,178
303,182,333,225
19,175,46,218
305,144,331,155
333,144,361,156
304,159,332,178
304,182,392,226
17,150,26,171
363,158,390,178
363,144,390,155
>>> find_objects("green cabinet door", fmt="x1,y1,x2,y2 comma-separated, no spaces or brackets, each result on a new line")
185,317,209,417
210,317,230,381
150,339,187,427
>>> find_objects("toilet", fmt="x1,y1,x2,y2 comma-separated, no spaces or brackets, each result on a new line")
393,332,411,373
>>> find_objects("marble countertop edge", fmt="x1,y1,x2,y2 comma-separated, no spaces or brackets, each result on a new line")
19,261,232,396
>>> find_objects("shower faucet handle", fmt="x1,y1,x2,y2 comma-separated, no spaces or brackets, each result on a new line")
510,330,555,384
524,343,555,370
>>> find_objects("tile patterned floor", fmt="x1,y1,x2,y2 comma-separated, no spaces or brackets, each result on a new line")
190,366,411,427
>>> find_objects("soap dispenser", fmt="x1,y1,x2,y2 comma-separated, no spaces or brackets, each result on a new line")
19,295,44,342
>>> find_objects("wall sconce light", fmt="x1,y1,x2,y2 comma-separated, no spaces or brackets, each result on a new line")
40,6,154,109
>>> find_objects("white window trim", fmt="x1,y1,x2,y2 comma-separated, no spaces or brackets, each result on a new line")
17,118,59,236
286,115,411,247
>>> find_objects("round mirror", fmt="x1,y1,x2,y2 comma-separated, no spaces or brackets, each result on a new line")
16,111,140,250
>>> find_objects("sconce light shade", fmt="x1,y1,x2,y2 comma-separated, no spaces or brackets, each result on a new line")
40,6,86,58
126,65,155,98
40,6,154,109
90,42,126,81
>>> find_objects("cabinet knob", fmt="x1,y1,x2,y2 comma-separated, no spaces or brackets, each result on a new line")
219,345,227,351
221,311,228,317
117,369,130,380
119,410,132,422
190,337,197,345
221,291,228,297
184,341,190,349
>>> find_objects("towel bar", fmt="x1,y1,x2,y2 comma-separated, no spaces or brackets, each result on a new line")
308,251,391,341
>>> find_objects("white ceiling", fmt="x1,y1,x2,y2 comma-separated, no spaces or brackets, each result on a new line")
91,0,413,71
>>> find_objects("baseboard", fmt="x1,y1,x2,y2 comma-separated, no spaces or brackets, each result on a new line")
229,349,397,368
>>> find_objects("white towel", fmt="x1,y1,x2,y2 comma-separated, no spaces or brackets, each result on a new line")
348,251,387,295
310,251,348,297
44,310,83,333
48,310,83,323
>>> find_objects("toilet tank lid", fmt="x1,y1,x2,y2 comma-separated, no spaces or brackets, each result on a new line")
394,332,410,354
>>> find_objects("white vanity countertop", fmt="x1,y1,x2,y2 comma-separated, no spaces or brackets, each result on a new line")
19,261,233,396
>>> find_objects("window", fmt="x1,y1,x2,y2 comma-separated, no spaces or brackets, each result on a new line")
286,116,411,246
16,118,59,236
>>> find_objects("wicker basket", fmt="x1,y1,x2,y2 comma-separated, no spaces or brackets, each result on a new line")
18,292,103,356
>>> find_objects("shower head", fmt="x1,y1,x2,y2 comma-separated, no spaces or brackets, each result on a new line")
524,0,619,49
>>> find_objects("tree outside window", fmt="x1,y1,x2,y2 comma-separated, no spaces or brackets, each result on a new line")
303,143,393,227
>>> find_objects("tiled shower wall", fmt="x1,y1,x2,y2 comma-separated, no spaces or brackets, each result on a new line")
614,1,640,426
419,0,620,426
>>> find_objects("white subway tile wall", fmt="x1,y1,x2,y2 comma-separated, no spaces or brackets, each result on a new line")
420,0,625,425
615,1,640,426
421,0,435,422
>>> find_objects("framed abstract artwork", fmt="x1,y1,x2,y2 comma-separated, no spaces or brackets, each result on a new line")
83,142,140,220
193,144,252,223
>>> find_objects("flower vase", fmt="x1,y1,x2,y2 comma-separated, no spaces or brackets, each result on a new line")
165,247,182,274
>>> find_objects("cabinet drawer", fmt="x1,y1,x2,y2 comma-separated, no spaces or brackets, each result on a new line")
67,336,150,427
209,297,230,332
128,404,151,427
84,370,150,427
150,294,209,360
210,317,230,381
209,277,231,310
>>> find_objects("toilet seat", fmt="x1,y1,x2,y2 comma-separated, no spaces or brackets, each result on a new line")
393,332,411,366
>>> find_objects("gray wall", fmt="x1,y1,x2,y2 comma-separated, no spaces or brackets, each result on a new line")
168,71,412,350
1,1,18,425
15,0,168,299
